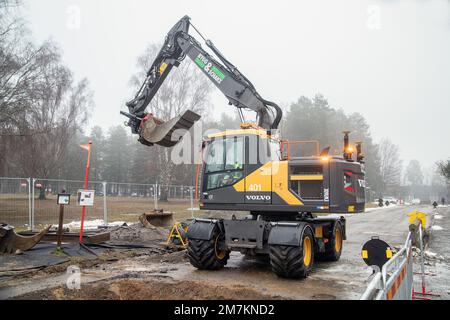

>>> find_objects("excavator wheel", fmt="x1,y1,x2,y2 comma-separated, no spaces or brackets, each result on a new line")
269,227,314,279
316,221,343,262
187,226,229,270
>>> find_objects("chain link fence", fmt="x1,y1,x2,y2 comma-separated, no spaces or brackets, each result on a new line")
0,177,197,231
31,179,106,229
0,177,32,229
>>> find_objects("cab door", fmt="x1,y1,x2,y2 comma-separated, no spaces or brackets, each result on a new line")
243,136,273,204
201,136,245,204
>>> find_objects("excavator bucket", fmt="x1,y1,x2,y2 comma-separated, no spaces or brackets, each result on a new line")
0,223,51,254
140,110,201,147
139,210,174,228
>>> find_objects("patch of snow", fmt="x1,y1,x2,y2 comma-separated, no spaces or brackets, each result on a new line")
365,205,395,212
63,219,127,230
434,215,443,220
431,225,443,231
362,231,396,237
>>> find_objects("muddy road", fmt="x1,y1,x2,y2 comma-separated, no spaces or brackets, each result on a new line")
1,204,445,300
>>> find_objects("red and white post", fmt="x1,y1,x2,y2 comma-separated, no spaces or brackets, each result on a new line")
79,140,92,243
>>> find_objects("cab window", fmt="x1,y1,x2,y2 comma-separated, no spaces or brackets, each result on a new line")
258,137,281,164
225,136,244,170
204,136,244,190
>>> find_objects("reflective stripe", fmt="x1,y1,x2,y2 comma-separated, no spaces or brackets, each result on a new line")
386,249,393,258
386,264,408,300
290,175,323,181
362,250,368,259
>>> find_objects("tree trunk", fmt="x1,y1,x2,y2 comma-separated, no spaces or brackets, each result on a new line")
38,185,46,200
159,185,169,202
158,148,173,202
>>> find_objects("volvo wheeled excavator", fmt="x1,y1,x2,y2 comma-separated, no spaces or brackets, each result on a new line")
121,16,366,278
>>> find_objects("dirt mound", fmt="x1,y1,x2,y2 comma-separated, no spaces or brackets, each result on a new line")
109,224,169,243
15,278,282,300
144,249,187,263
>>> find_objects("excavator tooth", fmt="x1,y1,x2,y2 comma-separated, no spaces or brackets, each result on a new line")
0,224,52,254
139,110,201,147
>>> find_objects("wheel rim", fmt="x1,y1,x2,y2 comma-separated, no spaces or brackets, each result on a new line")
335,227,342,253
214,234,227,260
303,236,312,267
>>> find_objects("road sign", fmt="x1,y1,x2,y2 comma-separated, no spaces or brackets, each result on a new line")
77,189,95,206
361,237,393,271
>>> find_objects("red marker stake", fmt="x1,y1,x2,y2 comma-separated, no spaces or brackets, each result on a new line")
79,141,92,243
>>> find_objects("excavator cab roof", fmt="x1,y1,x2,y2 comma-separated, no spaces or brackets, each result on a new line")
207,123,278,140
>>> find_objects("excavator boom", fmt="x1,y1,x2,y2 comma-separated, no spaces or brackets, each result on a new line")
122,16,282,147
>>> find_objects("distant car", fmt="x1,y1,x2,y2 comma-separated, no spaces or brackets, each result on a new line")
380,197,395,205
412,198,421,205
384,197,398,205
131,192,138,197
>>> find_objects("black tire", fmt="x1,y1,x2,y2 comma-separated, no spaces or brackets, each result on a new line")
269,227,314,279
187,227,229,270
317,222,343,262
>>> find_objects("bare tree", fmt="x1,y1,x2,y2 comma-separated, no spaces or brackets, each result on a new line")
129,43,212,200
0,2,93,184
437,159,450,186
16,75,92,199
405,159,423,186
378,138,403,194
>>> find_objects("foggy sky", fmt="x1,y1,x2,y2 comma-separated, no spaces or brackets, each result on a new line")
22,0,450,168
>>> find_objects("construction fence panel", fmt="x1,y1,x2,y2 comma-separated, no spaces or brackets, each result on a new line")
1,178,197,230
0,177,31,229
32,178,105,230
382,233,413,300
104,182,157,221
361,232,413,300
103,183,194,221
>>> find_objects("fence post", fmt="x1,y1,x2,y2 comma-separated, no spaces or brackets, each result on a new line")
189,186,194,218
418,225,427,294
154,183,158,210
31,178,35,230
103,181,108,225
27,178,32,230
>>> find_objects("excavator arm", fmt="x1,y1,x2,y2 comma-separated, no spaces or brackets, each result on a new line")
122,15,282,147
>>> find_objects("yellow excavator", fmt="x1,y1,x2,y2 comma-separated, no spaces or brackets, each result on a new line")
121,16,365,278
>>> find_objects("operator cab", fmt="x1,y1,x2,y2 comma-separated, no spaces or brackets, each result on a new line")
199,125,365,214
202,125,279,192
